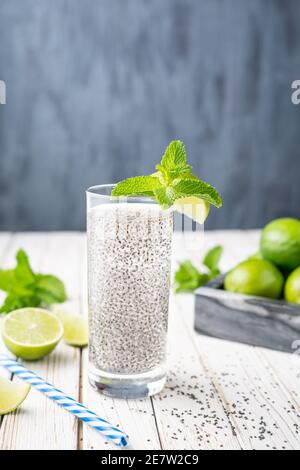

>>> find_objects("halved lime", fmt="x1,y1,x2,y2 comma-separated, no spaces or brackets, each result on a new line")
2,308,64,360
54,309,88,347
174,197,210,224
0,376,31,415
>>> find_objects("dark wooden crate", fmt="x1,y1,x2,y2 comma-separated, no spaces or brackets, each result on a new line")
194,275,300,353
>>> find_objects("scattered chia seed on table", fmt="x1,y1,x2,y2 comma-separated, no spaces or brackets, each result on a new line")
87,203,173,375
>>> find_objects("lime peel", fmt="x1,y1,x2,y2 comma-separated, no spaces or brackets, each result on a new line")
2,308,64,360
0,376,31,415
174,196,210,224
53,309,88,347
285,267,300,304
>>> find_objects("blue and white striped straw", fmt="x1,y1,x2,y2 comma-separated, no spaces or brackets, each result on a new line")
0,354,128,447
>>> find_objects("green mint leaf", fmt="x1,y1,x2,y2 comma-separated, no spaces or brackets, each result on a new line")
174,261,209,293
0,292,40,314
15,249,36,285
208,268,221,279
112,176,161,197
157,164,193,182
172,178,222,208
160,140,187,170
111,140,222,216
0,269,15,292
35,274,67,304
0,250,35,294
156,141,193,184
173,173,199,182
153,186,177,209
203,245,223,272
0,249,67,314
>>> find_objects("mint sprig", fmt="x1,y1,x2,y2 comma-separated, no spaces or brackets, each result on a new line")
0,249,67,314
112,140,222,210
174,245,223,293
203,245,223,275
174,261,210,293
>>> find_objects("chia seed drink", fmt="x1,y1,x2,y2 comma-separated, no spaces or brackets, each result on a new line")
87,185,173,398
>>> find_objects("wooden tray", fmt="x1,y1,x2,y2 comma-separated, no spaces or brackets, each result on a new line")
194,275,300,353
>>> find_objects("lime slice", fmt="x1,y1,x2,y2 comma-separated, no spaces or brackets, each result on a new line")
0,376,31,415
174,196,210,224
54,309,88,347
2,308,64,360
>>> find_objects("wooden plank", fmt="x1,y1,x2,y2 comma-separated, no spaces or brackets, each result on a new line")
178,295,300,450
172,230,300,450
190,337,300,450
256,348,300,441
1,229,298,450
82,230,260,450
0,233,82,450
0,234,14,427
80,235,162,450
82,347,162,450
151,295,242,450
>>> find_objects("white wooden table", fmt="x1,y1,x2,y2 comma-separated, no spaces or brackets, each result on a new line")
0,230,300,450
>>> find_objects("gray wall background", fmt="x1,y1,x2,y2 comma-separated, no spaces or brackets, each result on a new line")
0,0,299,231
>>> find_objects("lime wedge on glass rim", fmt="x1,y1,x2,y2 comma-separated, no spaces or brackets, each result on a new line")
0,376,31,415
174,196,210,224
53,309,88,347
2,308,64,360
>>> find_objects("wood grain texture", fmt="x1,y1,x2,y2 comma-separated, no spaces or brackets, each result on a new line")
0,230,300,450
0,1,300,231
0,233,81,450
177,231,300,450
79,235,162,450
0,234,13,427
183,317,300,450
151,295,242,450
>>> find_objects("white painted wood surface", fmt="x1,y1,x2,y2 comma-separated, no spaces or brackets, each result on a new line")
0,230,300,450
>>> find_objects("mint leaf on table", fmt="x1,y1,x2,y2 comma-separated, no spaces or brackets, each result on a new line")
174,261,209,293
203,245,223,274
0,251,35,293
14,249,36,285
174,245,224,293
0,292,40,314
35,274,67,305
112,140,222,215
0,269,15,292
0,249,67,314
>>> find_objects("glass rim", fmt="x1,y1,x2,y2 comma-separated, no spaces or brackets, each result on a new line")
86,184,158,204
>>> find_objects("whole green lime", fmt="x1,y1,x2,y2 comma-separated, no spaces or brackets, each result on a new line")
224,259,284,299
284,267,300,304
247,251,263,261
260,218,300,270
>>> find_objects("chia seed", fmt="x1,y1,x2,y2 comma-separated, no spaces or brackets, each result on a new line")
87,203,173,375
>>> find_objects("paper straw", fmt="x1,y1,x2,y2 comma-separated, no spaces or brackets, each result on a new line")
0,354,128,447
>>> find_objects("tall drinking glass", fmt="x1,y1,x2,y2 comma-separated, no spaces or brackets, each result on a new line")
86,185,173,398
